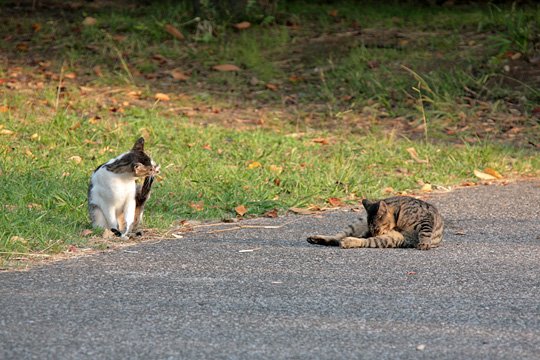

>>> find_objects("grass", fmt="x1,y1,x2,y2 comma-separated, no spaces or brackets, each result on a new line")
1,1,539,266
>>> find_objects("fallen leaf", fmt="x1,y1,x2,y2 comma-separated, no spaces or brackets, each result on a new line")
327,197,344,207
154,93,170,101
82,17,97,26
93,65,103,77
483,167,503,179
383,187,394,194
212,64,241,72
64,72,77,79
264,209,278,218
170,69,190,81
0,106,8,113
474,169,497,180
312,138,329,145
328,9,338,17
164,24,185,40
406,147,428,164
69,155,82,164
233,21,251,30
265,83,278,91
461,181,476,187
420,183,432,192
269,165,283,174
81,229,93,237
69,121,81,131
67,245,78,252
0,129,14,135
202,144,212,151
235,205,248,216
247,161,261,169
289,207,318,215
273,178,281,186
189,201,204,212
171,233,184,239
32,23,42,32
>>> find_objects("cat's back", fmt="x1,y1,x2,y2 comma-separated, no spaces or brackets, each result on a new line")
385,196,442,224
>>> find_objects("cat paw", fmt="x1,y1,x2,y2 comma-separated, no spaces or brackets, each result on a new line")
416,243,431,250
110,228,122,237
307,235,324,244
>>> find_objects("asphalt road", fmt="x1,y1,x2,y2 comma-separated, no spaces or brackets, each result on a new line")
1,181,539,359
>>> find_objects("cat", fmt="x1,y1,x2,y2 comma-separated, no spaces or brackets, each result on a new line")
88,137,159,239
307,196,443,250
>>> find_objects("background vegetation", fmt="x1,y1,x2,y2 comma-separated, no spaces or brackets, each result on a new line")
1,0,539,266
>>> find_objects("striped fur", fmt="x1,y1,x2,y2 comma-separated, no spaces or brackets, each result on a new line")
307,196,443,250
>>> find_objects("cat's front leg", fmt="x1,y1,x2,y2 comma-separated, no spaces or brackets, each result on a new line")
341,231,405,249
307,234,344,246
119,201,136,240
307,218,369,246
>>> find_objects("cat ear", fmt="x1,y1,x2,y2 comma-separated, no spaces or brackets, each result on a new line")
362,199,378,215
132,137,145,152
377,201,388,215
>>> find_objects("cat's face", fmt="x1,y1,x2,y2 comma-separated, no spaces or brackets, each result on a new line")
131,137,160,177
104,137,159,177
362,199,395,236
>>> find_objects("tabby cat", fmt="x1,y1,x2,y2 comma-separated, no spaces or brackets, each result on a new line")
88,137,159,239
307,196,443,250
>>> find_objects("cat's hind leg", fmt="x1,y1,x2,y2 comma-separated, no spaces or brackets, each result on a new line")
89,204,117,238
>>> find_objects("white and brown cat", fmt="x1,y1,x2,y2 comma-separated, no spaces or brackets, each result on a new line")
88,137,159,239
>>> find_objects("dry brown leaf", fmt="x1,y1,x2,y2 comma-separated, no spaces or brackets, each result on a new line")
383,187,394,194
0,106,8,113
212,64,241,72
264,209,278,218
474,169,497,180
64,72,77,79
0,129,14,135
312,138,329,145
327,197,344,207
32,23,42,32
406,147,428,164
233,21,251,30
420,183,432,192
247,161,261,169
483,167,503,179
81,229,93,237
289,207,318,215
164,24,185,40
265,83,278,91
82,17,97,26
269,165,283,174
93,65,103,77
69,156,82,164
170,69,190,81
235,205,248,216
189,201,204,212
154,93,170,101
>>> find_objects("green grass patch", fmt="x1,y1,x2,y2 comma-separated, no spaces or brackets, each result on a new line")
1,106,538,263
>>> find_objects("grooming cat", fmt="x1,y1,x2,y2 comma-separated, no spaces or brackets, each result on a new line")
88,137,159,239
307,196,443,250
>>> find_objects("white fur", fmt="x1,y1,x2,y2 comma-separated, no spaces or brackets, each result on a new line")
89,154,138,239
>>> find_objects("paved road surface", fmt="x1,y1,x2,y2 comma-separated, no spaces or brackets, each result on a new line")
1,181,539,359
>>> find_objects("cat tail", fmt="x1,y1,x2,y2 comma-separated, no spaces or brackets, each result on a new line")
340,231,405,249
133,176,154,236
136,176,154,207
